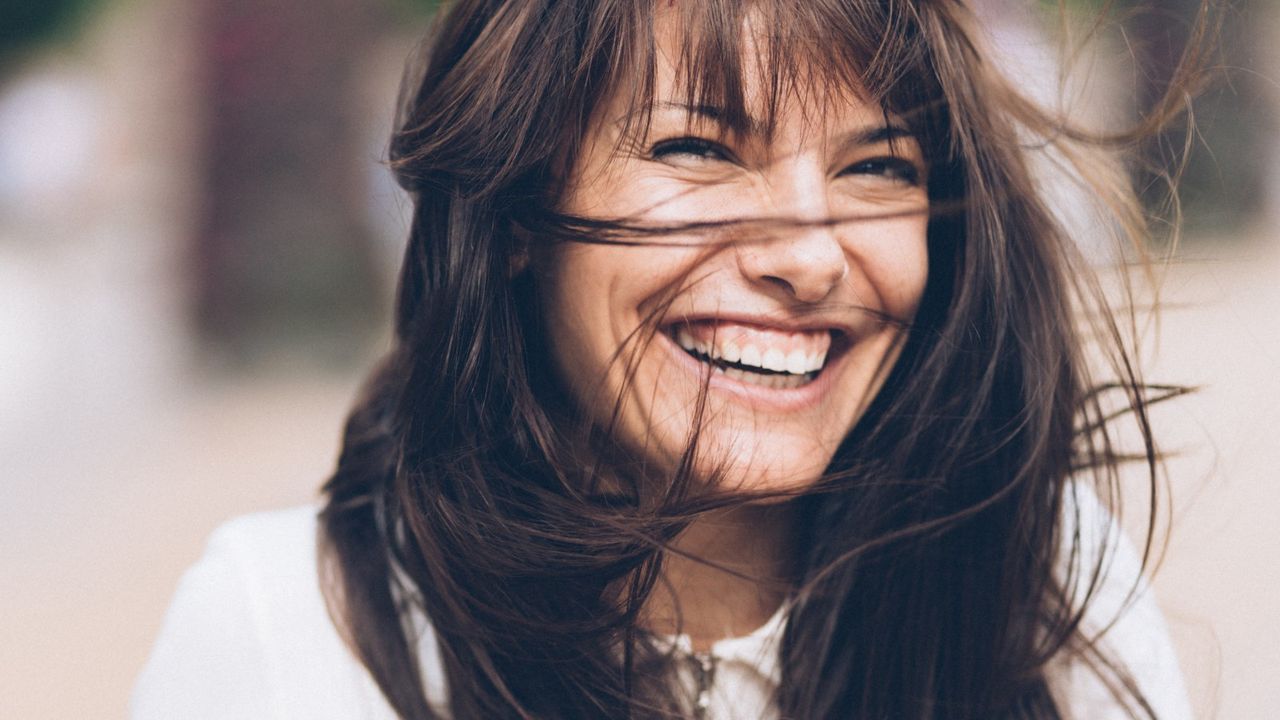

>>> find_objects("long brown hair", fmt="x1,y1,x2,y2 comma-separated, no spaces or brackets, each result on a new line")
319,1,1210,717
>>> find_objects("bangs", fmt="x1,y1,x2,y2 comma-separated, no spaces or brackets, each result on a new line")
605,0,944,149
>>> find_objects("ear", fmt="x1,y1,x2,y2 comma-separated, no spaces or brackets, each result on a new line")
508,224,532,278
508,247,531,277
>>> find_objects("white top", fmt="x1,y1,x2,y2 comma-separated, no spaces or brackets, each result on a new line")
132,490,1192,720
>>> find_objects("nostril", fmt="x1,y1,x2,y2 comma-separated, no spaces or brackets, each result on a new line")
762,275,797,297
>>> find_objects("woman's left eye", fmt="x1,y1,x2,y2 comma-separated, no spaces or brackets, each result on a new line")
649,137,735,164
840,157,921,185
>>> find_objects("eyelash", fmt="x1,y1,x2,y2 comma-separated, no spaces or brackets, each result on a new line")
649,136,734,163
841,157,921,186
649,137,921,185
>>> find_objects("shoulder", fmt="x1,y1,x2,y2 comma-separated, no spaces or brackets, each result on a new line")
132,507,398,720
1048,485,1192,720
200,506,326,613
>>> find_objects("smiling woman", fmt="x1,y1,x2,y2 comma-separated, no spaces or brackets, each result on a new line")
133,1,1206,719
542,36,930,494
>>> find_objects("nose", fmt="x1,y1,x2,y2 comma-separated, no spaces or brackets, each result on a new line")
734,171,849,304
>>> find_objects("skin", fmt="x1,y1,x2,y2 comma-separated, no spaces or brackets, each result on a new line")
535,13,930,647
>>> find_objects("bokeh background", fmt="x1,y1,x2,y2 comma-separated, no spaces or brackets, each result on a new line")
1,1,1276,717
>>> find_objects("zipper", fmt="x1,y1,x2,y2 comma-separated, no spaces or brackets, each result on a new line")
689,651,718,720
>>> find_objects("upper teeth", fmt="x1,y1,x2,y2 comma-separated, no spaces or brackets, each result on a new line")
675,328,827,375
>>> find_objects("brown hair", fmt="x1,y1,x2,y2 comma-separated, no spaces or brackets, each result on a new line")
319,1,1210,717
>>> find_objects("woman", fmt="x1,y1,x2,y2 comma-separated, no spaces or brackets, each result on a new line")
134,0,1202,718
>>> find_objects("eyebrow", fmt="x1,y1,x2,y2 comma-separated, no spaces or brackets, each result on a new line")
640,101,917,148
837,124,916,147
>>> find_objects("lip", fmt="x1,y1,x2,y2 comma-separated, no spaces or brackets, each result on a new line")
658,318,851,413
661,311,860,337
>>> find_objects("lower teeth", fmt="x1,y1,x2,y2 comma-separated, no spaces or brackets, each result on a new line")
710,362,812,389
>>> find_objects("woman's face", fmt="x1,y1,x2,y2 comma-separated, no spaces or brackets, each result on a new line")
536,17,929,494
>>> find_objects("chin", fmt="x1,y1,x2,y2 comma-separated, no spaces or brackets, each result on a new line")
682,430,837,497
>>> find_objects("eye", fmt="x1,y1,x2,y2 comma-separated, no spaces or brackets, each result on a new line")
649,136,735,165
841,157,921,185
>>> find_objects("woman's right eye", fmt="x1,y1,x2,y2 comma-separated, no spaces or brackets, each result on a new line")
649,137,734,164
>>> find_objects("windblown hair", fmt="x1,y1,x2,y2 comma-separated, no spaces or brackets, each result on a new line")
320,1,1209,718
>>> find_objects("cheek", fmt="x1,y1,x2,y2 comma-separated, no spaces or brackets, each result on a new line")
865,216,929,318
539,249,614,381
537,246,677,392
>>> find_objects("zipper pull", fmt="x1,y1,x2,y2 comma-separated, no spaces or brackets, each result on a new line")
690,651,718,719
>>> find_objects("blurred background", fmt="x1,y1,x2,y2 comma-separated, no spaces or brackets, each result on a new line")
0,0,1275,717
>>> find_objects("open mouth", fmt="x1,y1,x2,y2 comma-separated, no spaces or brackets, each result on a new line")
664,320,841,390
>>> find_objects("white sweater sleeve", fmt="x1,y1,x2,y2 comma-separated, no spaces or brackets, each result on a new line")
131,522,277,720
1050,486,1193,720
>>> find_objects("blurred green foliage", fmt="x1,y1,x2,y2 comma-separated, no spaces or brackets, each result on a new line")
0,0,104,64
390,0,440,19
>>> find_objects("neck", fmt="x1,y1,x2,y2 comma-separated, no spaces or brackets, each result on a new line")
641,501,798,652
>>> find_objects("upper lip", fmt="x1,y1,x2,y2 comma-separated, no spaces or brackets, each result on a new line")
659,311,855,337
